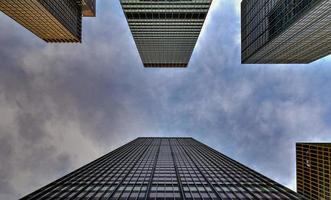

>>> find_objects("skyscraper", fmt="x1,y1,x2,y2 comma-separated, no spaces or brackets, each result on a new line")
296,143,331,200
0,0,96,42
241,0,331,64
120,0,212,68
21,137,302,199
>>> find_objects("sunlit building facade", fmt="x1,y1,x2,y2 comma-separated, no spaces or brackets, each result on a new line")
21,137,303,199
0,0,96,42
297,143,331,200
241,0,331,64
120,0,212,68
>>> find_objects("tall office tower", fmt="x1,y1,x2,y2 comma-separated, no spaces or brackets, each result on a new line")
297,143,331,200
241,0,331,64
21,137,303,199
120,1,212,68
0,0,96,42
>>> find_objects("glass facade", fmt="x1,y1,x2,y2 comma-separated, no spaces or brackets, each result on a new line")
297,143,331,200
120,0,212,68
241,0,331,64
21,137,303,199
0,0,96,42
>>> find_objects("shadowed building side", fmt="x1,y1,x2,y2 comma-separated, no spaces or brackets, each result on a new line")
241,0,331,64
0,0,96,43
120,0,212,68
21,137,303,199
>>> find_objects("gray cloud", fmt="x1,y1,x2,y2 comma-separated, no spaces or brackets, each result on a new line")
0,0,331,199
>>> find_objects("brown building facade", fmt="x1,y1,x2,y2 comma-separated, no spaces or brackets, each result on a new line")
0,0,96,42
297,143,331,199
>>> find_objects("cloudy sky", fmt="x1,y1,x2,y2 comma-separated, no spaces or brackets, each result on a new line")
1,0,331,199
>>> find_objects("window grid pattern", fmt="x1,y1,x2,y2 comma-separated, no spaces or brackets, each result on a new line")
241,0,331,64
22,137,304,199
120,0,212,68
296,143,331,200
0,0,95,42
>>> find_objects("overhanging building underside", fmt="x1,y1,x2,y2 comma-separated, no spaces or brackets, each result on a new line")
120,0,212,68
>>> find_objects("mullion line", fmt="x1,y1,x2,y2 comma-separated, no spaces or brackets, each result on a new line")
123,146,154,197
169,139,186,199
172,141,194,199
104,139,153,200
175,139,207,199
178,139,221,200
133,141,158,199
117,140,156,199
144,138,161,200
176,140,197,199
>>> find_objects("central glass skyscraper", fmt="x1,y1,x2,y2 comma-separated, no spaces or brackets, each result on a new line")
21,137,303,199
120,0,212,68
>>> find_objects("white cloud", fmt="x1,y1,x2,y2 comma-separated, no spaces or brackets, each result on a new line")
234,0,242,16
